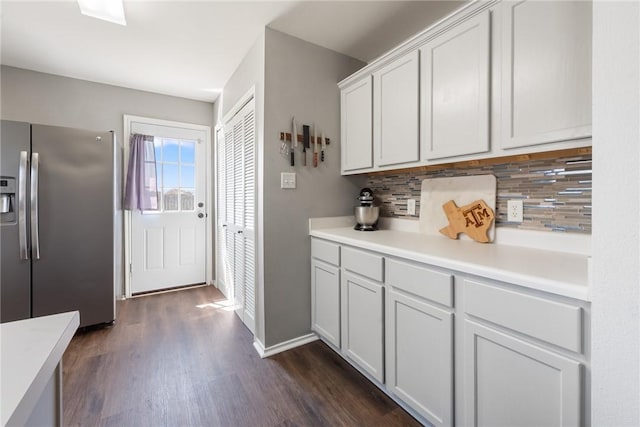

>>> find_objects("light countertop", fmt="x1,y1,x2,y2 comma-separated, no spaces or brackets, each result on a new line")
1,311,79,426
310,218,590,301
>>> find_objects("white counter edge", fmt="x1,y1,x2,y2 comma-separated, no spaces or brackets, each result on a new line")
310,216,592,256
309,219,590,302
2,311,80,427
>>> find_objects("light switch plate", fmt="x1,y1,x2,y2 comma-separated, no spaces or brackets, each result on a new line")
281,172,296,189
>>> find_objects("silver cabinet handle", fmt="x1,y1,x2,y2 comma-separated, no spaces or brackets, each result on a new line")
18,151,29,260
30,153,40,260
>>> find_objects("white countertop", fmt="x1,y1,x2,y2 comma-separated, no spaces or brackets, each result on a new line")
1,311,79,426
310,219,590,301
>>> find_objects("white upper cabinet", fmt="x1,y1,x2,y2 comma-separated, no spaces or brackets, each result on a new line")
338,0,592,175
501,0,592,149
421,11,491,160
373,50,420,167
341,76,373,173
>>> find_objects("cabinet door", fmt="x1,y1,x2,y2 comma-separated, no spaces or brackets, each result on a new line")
341,76,373,173
421,11,490,160
501,0,592,149
373,50,420,167
311,259,341,348
386,288,453,427
464,320,582,426
341,271,384,382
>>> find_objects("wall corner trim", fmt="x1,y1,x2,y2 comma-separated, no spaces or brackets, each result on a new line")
253,333,319,358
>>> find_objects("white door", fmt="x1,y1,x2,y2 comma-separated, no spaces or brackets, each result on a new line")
129,122,208,294
215,98,256,333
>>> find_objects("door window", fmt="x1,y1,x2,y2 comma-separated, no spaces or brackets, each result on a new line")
152,138,197,212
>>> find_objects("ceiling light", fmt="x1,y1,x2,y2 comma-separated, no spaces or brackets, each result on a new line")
77,0,126,26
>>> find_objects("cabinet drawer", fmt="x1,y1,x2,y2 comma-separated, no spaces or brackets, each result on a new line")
386,258,453,307
342,247,383,282
311,239,340,266
464,279,583,353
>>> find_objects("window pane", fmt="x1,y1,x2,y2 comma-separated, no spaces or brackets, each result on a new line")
181,188,195,211
163,164,179,188
181,141,196,164
163,139,179,163
154,138,162,162
180,165,195,188
153,163,162,188
163,188,179,211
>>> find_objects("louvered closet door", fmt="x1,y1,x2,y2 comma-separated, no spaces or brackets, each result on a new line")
215,127,228,295
232,114,245,320
215,97,256,334
241,106,256,332
224,123,235,299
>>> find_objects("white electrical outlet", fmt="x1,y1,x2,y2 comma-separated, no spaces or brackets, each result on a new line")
407,199,416,216
507,199,524,223
280,172,296,189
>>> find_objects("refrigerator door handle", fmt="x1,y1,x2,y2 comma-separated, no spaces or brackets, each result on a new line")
30,152,40,260
18,151,29,260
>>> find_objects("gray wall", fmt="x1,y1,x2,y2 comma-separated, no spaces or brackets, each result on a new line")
262,28,365,346
219,31,267,342
591,2,640,425
219,33,265,121
220,29,365,347
1,65,215,297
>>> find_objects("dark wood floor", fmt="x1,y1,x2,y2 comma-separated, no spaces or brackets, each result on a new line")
63,285,421,426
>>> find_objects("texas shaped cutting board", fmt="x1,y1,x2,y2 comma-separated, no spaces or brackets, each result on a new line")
419,175,497,242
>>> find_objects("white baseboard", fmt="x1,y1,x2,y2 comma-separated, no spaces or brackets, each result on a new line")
253,333,319,358
212,280,230,299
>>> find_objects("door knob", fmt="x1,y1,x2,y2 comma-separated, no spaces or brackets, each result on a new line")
198,213,204,218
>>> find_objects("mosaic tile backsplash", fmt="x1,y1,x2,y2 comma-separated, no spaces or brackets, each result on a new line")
366,155,592,234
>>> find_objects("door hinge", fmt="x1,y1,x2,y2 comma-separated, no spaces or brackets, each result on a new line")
129,263,132,273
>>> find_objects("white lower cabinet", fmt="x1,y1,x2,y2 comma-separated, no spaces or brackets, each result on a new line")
309,237,588,426
386,288,453,427
311,259,341,348
462,278,586,427
341,271,384,382
464,320,582,427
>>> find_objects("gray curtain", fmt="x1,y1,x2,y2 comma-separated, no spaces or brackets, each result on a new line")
124,133,159,211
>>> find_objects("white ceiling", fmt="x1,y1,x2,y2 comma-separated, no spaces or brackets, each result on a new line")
0,1,465,103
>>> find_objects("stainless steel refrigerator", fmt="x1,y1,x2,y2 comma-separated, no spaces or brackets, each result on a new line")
1,120,115,327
